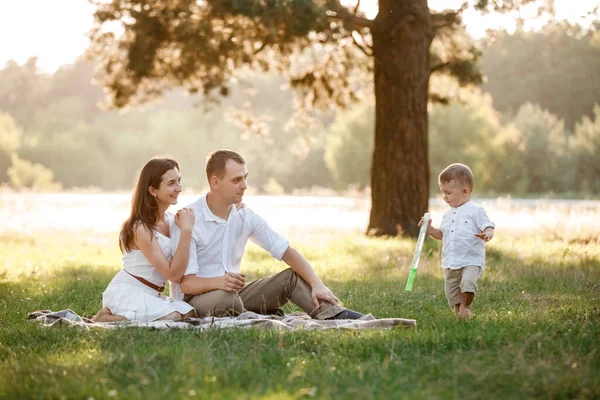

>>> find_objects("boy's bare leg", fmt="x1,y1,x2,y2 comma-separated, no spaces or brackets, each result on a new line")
454,304,461,318
91,307,127,322
458,292,475,320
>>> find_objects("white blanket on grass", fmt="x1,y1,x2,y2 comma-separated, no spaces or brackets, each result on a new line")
27,309,416,331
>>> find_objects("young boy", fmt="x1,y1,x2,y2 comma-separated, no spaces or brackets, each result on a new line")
419,163,495,320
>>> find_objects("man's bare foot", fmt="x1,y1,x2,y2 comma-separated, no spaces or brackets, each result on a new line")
91,307,113,322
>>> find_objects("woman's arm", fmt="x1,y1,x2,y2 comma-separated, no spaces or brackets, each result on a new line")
179,273,246,295
134,209,195,282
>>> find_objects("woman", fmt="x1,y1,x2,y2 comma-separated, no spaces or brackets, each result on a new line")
92,158,196,323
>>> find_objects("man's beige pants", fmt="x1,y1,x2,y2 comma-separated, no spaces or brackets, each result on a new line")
184,268,344,320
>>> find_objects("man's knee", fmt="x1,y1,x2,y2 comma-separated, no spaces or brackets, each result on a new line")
279,268,296,281
214,290,245,312
280,268,302,287
188,290,245,317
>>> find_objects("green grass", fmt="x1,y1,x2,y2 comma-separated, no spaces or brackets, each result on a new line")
1,230,599,399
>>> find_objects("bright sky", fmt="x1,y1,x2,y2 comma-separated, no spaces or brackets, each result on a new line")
0,0,597,73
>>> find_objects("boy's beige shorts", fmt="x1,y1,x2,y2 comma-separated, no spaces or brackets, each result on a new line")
443,266,483,305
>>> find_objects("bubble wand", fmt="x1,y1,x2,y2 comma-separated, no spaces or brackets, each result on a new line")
405,213,430,292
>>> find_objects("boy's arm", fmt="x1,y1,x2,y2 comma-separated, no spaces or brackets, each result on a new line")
474,207,495,242
475,227,494,242
428,226,443,240
418,216,443,240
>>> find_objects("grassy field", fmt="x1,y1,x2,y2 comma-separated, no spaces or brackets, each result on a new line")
1,219,599,398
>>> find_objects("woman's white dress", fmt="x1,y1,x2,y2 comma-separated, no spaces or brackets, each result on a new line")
102,217,194,323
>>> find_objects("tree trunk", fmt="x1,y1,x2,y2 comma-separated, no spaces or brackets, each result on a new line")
367,0,433,238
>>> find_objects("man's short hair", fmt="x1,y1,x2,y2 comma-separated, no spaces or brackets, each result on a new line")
206,150,245,182
438,163,474,191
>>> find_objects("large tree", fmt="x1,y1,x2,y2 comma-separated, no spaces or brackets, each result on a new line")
88,0,548,237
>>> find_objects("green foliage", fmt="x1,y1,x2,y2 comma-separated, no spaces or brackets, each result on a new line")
86,1,504,111
316,92,597,196
0,58,336,191
508,103,573,193
7,153,62,191
0,112,21,154
480,102,576,195
0,58,51,127
0,112,22,182
572,104,600,193
429,27,484,104
262,177,285,194
482,22,600,129
429,90,501,192
429,94,582,196
1,230,599,398
2,11,599,198
325,102,374,190
87,0,353,108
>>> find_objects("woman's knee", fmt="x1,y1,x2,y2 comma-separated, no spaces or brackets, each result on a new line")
158,311,182,321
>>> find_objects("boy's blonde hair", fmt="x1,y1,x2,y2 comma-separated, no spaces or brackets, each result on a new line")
438,163,474,191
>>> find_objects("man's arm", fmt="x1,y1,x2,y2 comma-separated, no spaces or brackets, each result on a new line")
245,209,339,307
282,246,340,308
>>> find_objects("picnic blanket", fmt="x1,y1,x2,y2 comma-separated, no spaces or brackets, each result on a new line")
28,309,416,331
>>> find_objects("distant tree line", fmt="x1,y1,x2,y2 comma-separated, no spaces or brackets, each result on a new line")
327,94,600,197
0,22,598,196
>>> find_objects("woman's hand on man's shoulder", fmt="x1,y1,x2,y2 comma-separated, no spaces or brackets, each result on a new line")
175,207,196,232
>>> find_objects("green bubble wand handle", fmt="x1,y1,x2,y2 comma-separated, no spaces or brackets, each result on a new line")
405,213,430,292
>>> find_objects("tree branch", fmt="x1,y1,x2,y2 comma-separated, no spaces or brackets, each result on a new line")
431,6,464,30
327,14,375,30
353,0,361,15
430,62,450,74
352,34,373,56
253,40,269,55
357,30,373,50
434,21,457,30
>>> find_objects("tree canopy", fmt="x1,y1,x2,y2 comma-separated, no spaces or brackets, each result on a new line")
85,0,563,237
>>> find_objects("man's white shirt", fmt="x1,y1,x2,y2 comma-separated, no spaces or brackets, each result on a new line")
439,200,495,270
169,194,290,300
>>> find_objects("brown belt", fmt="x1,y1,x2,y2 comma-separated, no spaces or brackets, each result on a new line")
125,271,165,293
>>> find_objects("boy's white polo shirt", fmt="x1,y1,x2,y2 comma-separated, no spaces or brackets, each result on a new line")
439,200,495,270
169,194,290,300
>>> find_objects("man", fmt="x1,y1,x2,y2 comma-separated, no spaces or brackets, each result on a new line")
170,150,365,320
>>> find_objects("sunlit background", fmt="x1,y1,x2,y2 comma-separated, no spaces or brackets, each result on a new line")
0,0,599,240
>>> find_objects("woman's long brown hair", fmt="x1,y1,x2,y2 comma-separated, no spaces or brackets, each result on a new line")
119,158,180,253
